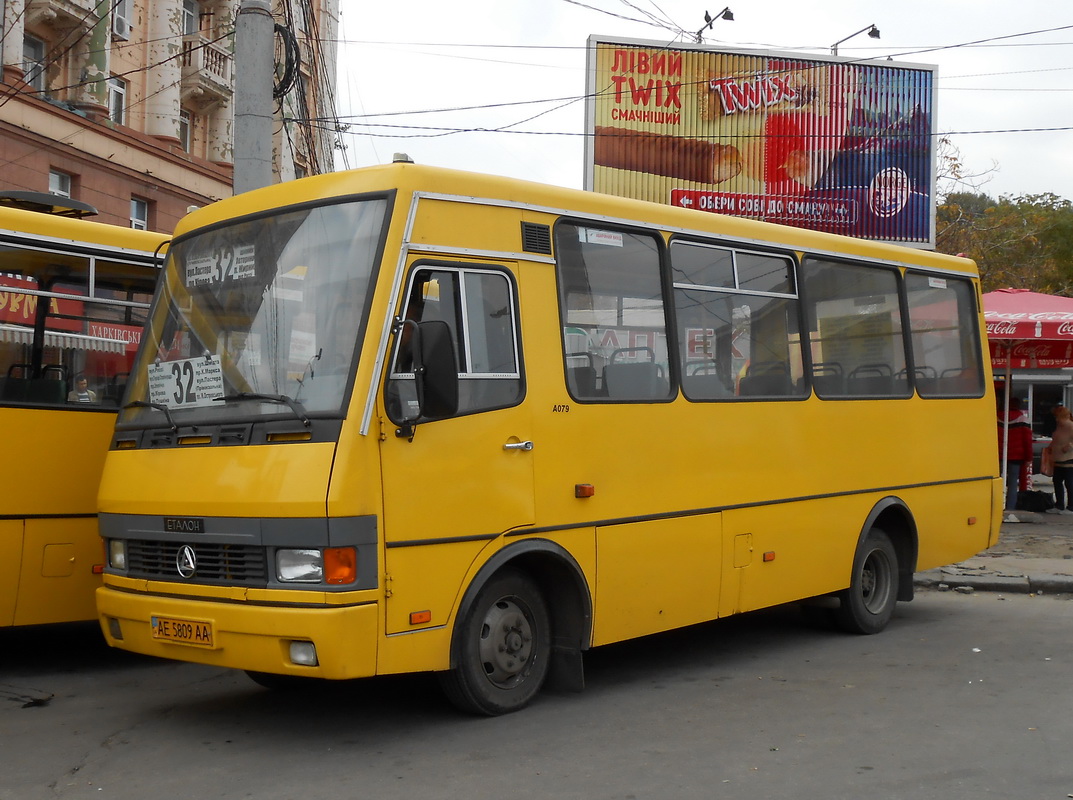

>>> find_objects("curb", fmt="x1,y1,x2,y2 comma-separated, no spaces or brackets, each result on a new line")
915,569,1073,595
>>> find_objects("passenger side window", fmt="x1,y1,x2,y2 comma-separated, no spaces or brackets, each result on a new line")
802,258,909,398
905,273,983,396
555,224,672,402
1,262,151,409
671,241,804,400
385,265,522,423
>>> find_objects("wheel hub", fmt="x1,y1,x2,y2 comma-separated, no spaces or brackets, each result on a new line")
478,599,533,687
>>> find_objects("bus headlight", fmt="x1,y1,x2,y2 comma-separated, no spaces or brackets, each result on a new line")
276,549,323,583
108,540,127,570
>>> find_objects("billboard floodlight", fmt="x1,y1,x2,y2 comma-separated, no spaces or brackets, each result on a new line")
831,25,880,55
695,7,734,43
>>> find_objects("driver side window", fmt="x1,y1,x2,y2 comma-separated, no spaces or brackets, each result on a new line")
384,264,523,423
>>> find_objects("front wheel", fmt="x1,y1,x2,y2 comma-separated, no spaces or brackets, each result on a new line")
836,527,898,635
438,568,551,716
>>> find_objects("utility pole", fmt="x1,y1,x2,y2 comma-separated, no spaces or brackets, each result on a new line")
233,0,274,193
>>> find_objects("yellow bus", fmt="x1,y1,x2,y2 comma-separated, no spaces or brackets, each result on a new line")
0,201,165,627
96,161,1000,714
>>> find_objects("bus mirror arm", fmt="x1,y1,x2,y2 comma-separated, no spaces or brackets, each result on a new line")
394,320,424,442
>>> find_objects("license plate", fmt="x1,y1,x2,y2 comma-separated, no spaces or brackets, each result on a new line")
151,615,214,648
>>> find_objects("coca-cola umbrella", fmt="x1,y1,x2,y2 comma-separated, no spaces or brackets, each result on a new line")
983,289,1073,498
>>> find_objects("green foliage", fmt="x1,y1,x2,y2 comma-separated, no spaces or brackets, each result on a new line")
936,192,1073,294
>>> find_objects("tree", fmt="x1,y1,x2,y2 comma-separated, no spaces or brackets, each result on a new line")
936,192,1073,294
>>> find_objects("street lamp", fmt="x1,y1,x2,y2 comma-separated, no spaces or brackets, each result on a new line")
695,7,734,43
830,24,880,56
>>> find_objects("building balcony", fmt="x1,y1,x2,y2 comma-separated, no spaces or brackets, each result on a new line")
181,34,233,110
25,0,99,32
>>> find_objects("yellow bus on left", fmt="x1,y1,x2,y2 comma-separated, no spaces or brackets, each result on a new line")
0,202,166,627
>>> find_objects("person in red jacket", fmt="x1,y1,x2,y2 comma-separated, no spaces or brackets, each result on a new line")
998,397,1033,517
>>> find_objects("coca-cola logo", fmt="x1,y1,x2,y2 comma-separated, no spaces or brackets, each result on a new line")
1011,344,1051,357
987,321,1019,336
1057,322,1073,336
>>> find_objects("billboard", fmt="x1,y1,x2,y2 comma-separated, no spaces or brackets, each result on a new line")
584,36,937,246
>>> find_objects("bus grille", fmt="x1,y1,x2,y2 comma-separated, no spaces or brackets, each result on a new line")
127,540,268,584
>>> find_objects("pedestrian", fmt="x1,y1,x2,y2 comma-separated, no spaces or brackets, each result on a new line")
997,396,1032,521
1046,405,1073,515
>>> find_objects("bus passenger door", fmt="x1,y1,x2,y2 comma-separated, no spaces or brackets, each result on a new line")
378,262,533,636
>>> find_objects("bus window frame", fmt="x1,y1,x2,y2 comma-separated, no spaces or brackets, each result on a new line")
554,217,677,405
384,260,526,426
669,235,806,403
903,268,986,399
1,247,159,411
799,254,915,401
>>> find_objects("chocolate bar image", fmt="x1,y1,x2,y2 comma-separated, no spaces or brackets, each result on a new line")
594,126,741,185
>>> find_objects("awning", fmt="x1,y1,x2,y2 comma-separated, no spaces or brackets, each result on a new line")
0,324,127,354
984,288,1073,368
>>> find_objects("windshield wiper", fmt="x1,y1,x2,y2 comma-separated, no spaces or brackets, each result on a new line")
124,400,178,433
214,392,311,427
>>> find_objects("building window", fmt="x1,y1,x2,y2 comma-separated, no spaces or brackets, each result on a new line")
49,170,72,198
22,35,46,93
130,197,149,230
179,110,192,152
182,0,201,35
107,76,127,125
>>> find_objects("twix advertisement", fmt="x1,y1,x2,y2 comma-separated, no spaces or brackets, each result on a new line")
584,37,936,245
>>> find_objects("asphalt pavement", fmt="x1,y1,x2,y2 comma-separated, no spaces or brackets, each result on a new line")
915,487,1073,595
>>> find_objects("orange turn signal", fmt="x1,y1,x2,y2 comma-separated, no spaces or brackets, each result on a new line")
324,547,357,585
575,483,595,498
409,610,432,625
762,551,776,563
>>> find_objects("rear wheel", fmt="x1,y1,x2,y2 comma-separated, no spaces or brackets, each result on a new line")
439,568,550,716
836,527,898,635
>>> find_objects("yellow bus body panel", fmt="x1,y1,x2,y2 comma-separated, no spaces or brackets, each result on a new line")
0,520,22,626
0,407,114,625
98,442,336,517
1,407,112,514
592,514,722,646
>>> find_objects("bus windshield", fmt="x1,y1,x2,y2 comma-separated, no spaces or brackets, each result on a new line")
120,198,388,425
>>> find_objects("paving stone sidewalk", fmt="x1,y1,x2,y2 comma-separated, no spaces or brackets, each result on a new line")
915,507,1073,595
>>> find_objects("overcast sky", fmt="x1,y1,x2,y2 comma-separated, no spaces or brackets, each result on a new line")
336,0,1073,203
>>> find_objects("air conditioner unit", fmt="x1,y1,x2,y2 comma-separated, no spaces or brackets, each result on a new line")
112,14,131,40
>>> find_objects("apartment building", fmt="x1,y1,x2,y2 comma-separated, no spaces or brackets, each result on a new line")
0,0,338,232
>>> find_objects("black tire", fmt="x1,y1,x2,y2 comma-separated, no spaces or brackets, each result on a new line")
836,527,898,635
438,568,551,716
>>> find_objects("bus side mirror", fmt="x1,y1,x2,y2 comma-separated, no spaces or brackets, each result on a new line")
395,319,459,440
414,320,459,419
